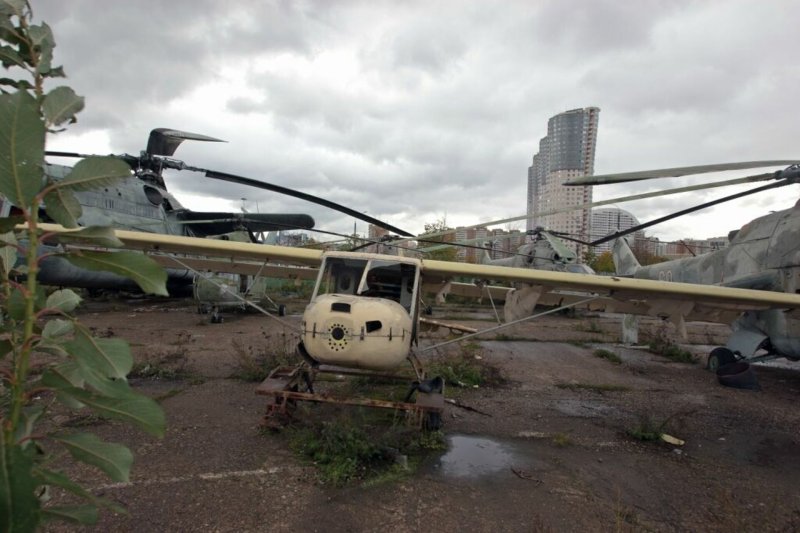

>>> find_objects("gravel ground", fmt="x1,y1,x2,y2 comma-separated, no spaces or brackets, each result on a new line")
40,296,800,532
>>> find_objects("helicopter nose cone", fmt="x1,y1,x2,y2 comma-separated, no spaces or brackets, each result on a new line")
302,294,413,370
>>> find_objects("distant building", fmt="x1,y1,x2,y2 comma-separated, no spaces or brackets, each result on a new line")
527,107,600,260
591,207,640,254
454,226,489,263
276,232,311,247
486,229,528,261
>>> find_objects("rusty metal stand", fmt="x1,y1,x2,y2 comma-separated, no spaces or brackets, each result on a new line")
255,357,444,429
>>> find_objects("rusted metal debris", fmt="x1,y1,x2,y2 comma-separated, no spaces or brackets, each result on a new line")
256,362,444,429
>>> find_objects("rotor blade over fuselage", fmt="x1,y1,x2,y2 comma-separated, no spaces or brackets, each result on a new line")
204,170,413,237
565,160,798,185
175,211,314,236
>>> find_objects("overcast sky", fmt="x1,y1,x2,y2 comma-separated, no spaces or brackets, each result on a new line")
33,0,799,243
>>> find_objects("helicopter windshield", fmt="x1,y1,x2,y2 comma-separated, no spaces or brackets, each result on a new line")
315,257,418,312
315,257,368,297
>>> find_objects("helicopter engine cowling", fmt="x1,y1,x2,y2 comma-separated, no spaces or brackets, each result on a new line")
301,294,413,371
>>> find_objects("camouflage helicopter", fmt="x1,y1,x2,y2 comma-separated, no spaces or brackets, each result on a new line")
482,226,595,274
23,128,410,314
566,161,800,369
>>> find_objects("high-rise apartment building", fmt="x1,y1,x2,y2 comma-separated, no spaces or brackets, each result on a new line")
591,207,640,253
527,107,599,260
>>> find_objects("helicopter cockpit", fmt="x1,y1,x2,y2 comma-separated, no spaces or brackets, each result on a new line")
314,255,419,314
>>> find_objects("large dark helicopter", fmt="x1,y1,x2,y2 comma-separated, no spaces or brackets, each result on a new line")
17,128,411,293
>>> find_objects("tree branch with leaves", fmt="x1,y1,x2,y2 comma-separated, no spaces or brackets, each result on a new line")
1,1,167,529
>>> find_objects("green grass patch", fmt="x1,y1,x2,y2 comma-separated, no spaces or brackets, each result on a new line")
593,348,622,364
287,409,446,486
626,415,666,442
427,342,505,388
130,347,192,380
552,432,572,447
648,337,695,364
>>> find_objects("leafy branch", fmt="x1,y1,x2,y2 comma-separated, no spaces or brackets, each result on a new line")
1,1,167,529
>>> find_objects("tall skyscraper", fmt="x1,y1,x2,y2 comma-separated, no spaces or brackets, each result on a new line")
527,107,599,260
591,207,640,253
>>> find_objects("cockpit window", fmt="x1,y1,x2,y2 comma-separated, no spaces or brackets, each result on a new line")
314,257,418,313
315,258,368,297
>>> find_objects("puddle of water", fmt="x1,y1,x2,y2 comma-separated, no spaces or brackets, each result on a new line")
436,435,520,478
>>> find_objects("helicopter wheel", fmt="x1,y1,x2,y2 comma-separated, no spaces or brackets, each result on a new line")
707,347,736,372
277,304,287,317
211,310,223,324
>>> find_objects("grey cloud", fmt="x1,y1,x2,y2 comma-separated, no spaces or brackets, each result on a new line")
27,0,800,240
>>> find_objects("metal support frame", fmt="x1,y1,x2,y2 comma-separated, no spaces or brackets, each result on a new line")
255,355,443,428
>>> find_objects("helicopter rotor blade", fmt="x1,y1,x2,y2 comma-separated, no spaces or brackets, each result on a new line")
174,212,315,236
414,172,785,252
590,180,791,247
203,170,413,237
565,160,797,186
145,128,226,158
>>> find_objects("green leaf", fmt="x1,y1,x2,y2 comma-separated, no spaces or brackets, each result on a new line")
36,467,126,516
45,288,81,312
65,327,132,379
41,363,85,408
28,23,54,48
0,0,26,17
7,284,25,320
53,433,133,483
42,318,73,338
44,186,82,227
42,86,84,127
0,78,32,90
47,65,65,78
53,156,130,192
0,229,18,274
31,24,56,75
0,44,24,67
65,250,168,296
53,225,124,248
12,405,44,450
37,343,68,358
0,90,45,207
9,284,47,319
0,338,12,359
41,362,85,388
42,505,99,525
0,442,42,533
0,215,23,232
57,386,166,437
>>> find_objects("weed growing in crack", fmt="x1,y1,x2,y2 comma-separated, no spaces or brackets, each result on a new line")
427,341,504,388
230,330,300,381
647,325,695,364
552,433,572,447
594,348,622,364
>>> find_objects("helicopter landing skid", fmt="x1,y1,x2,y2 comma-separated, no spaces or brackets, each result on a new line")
255,363,444,430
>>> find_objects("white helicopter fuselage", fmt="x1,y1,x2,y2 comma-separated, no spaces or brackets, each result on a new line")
301,252,421,370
